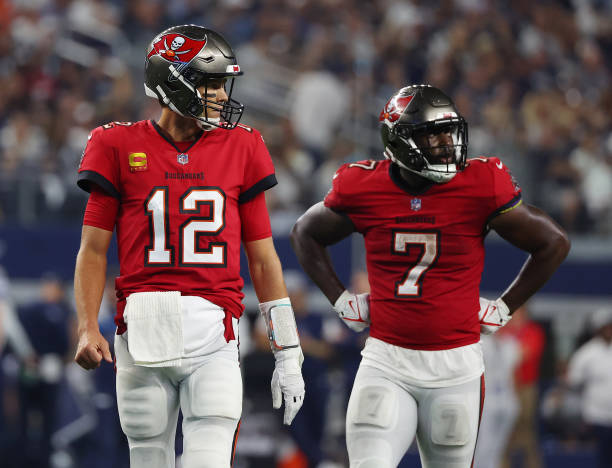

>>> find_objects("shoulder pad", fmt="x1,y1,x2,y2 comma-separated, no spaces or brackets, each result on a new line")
101,121,135,130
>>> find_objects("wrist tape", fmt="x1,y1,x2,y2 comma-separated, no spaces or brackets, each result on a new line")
259,298,299,350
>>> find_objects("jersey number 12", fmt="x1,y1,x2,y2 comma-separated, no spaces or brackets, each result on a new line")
145,187,226,267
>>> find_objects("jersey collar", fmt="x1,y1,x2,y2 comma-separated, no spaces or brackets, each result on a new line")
389,162,436,196
149,120,205,154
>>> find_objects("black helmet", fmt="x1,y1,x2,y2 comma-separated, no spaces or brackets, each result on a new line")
379,85,468,183
144,24,244,129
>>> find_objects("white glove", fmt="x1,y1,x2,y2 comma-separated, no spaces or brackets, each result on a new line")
271,347,305,425
478,297,512,334
333,290,370,332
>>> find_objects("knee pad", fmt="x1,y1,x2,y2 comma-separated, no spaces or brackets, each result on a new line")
117,369,168,439
430,398,470,446
183,360,242,420
182,416,238,468
347,384,397,429
129,446,171,468
347,438,393,468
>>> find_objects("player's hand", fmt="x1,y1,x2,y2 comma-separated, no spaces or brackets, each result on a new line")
271,346,305,425
74,327,113,370
478,297,512,334
333,290,370,332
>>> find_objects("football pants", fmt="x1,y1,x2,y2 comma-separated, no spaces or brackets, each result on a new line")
346,363,483,468
115,334,242,468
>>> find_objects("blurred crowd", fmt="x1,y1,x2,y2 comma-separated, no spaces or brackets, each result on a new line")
1,266,611,468
0,0,611,233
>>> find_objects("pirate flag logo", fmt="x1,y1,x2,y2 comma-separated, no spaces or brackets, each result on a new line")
379,94,415,124
147,33,207,64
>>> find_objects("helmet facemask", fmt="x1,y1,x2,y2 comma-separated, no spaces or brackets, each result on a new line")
181,67,244,129
144,25,245,130
380,84,469,184
384,118,468,183
155,64,244,130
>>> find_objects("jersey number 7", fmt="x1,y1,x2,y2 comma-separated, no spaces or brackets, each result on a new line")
392,231,440,297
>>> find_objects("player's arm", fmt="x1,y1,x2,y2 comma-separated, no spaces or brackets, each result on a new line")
489,203,570,313
244,237,288,302
74,186,119,370
241,194,304,425
290,202,355,304
74,225,114,370
291,202,370,332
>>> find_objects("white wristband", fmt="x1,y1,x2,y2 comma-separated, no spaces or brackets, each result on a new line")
259,298,300,350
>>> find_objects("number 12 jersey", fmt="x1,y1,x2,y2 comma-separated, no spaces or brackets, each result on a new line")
78,120,276,333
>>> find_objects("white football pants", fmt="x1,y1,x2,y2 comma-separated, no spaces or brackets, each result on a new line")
114,333,242,468
346,363,484,468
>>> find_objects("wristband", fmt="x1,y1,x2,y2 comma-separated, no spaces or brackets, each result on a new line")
259,298,300,350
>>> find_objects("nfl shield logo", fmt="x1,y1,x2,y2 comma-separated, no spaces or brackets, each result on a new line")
410,198,421,211
177,153,189,165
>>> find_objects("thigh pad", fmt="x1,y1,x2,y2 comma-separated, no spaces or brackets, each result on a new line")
182,359,242,420
430,398,470,446
116,368,169,439
348,384,397,429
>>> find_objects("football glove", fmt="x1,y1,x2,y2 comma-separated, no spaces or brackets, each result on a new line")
259,298,305,425
271,346,305,425
333,290,370,332
478,297,512,334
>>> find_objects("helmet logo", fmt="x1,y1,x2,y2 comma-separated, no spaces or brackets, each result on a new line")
379,94,414,123
147,33,207,63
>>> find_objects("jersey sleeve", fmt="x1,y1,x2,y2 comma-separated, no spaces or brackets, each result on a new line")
486,157,522,221
239,192,272,242
239,128,277,203
77,126,121,199
323,163,351,212
83,185,119,232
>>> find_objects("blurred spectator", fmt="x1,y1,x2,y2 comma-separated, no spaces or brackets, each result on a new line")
475,333,521,468
0,265,35,466
289,66,350,168
500,305,546,468
17,272,74,468
330,270,370,408
77,275,129,468
283,270,337,468
0,0,610,234
569,131,612,233
566,307,612,468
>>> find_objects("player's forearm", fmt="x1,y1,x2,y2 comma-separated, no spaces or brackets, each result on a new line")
290,224,345,304
501,234,570,312
74,248,107,333
249,250,288,302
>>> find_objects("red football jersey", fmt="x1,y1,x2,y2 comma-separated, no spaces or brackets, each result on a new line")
325,158,521,350
78,120,276,334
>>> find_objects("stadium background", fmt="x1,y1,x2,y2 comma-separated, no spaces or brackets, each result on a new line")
0,0,610,467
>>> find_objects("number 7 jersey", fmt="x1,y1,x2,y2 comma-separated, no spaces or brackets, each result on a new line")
324,158,521,350
77,120,276,333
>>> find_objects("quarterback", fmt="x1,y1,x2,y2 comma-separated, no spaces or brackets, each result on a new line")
73,25,305,468
291,85,569,468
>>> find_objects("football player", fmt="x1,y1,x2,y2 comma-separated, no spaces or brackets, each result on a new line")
73,25,305,468
290,85,570,468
